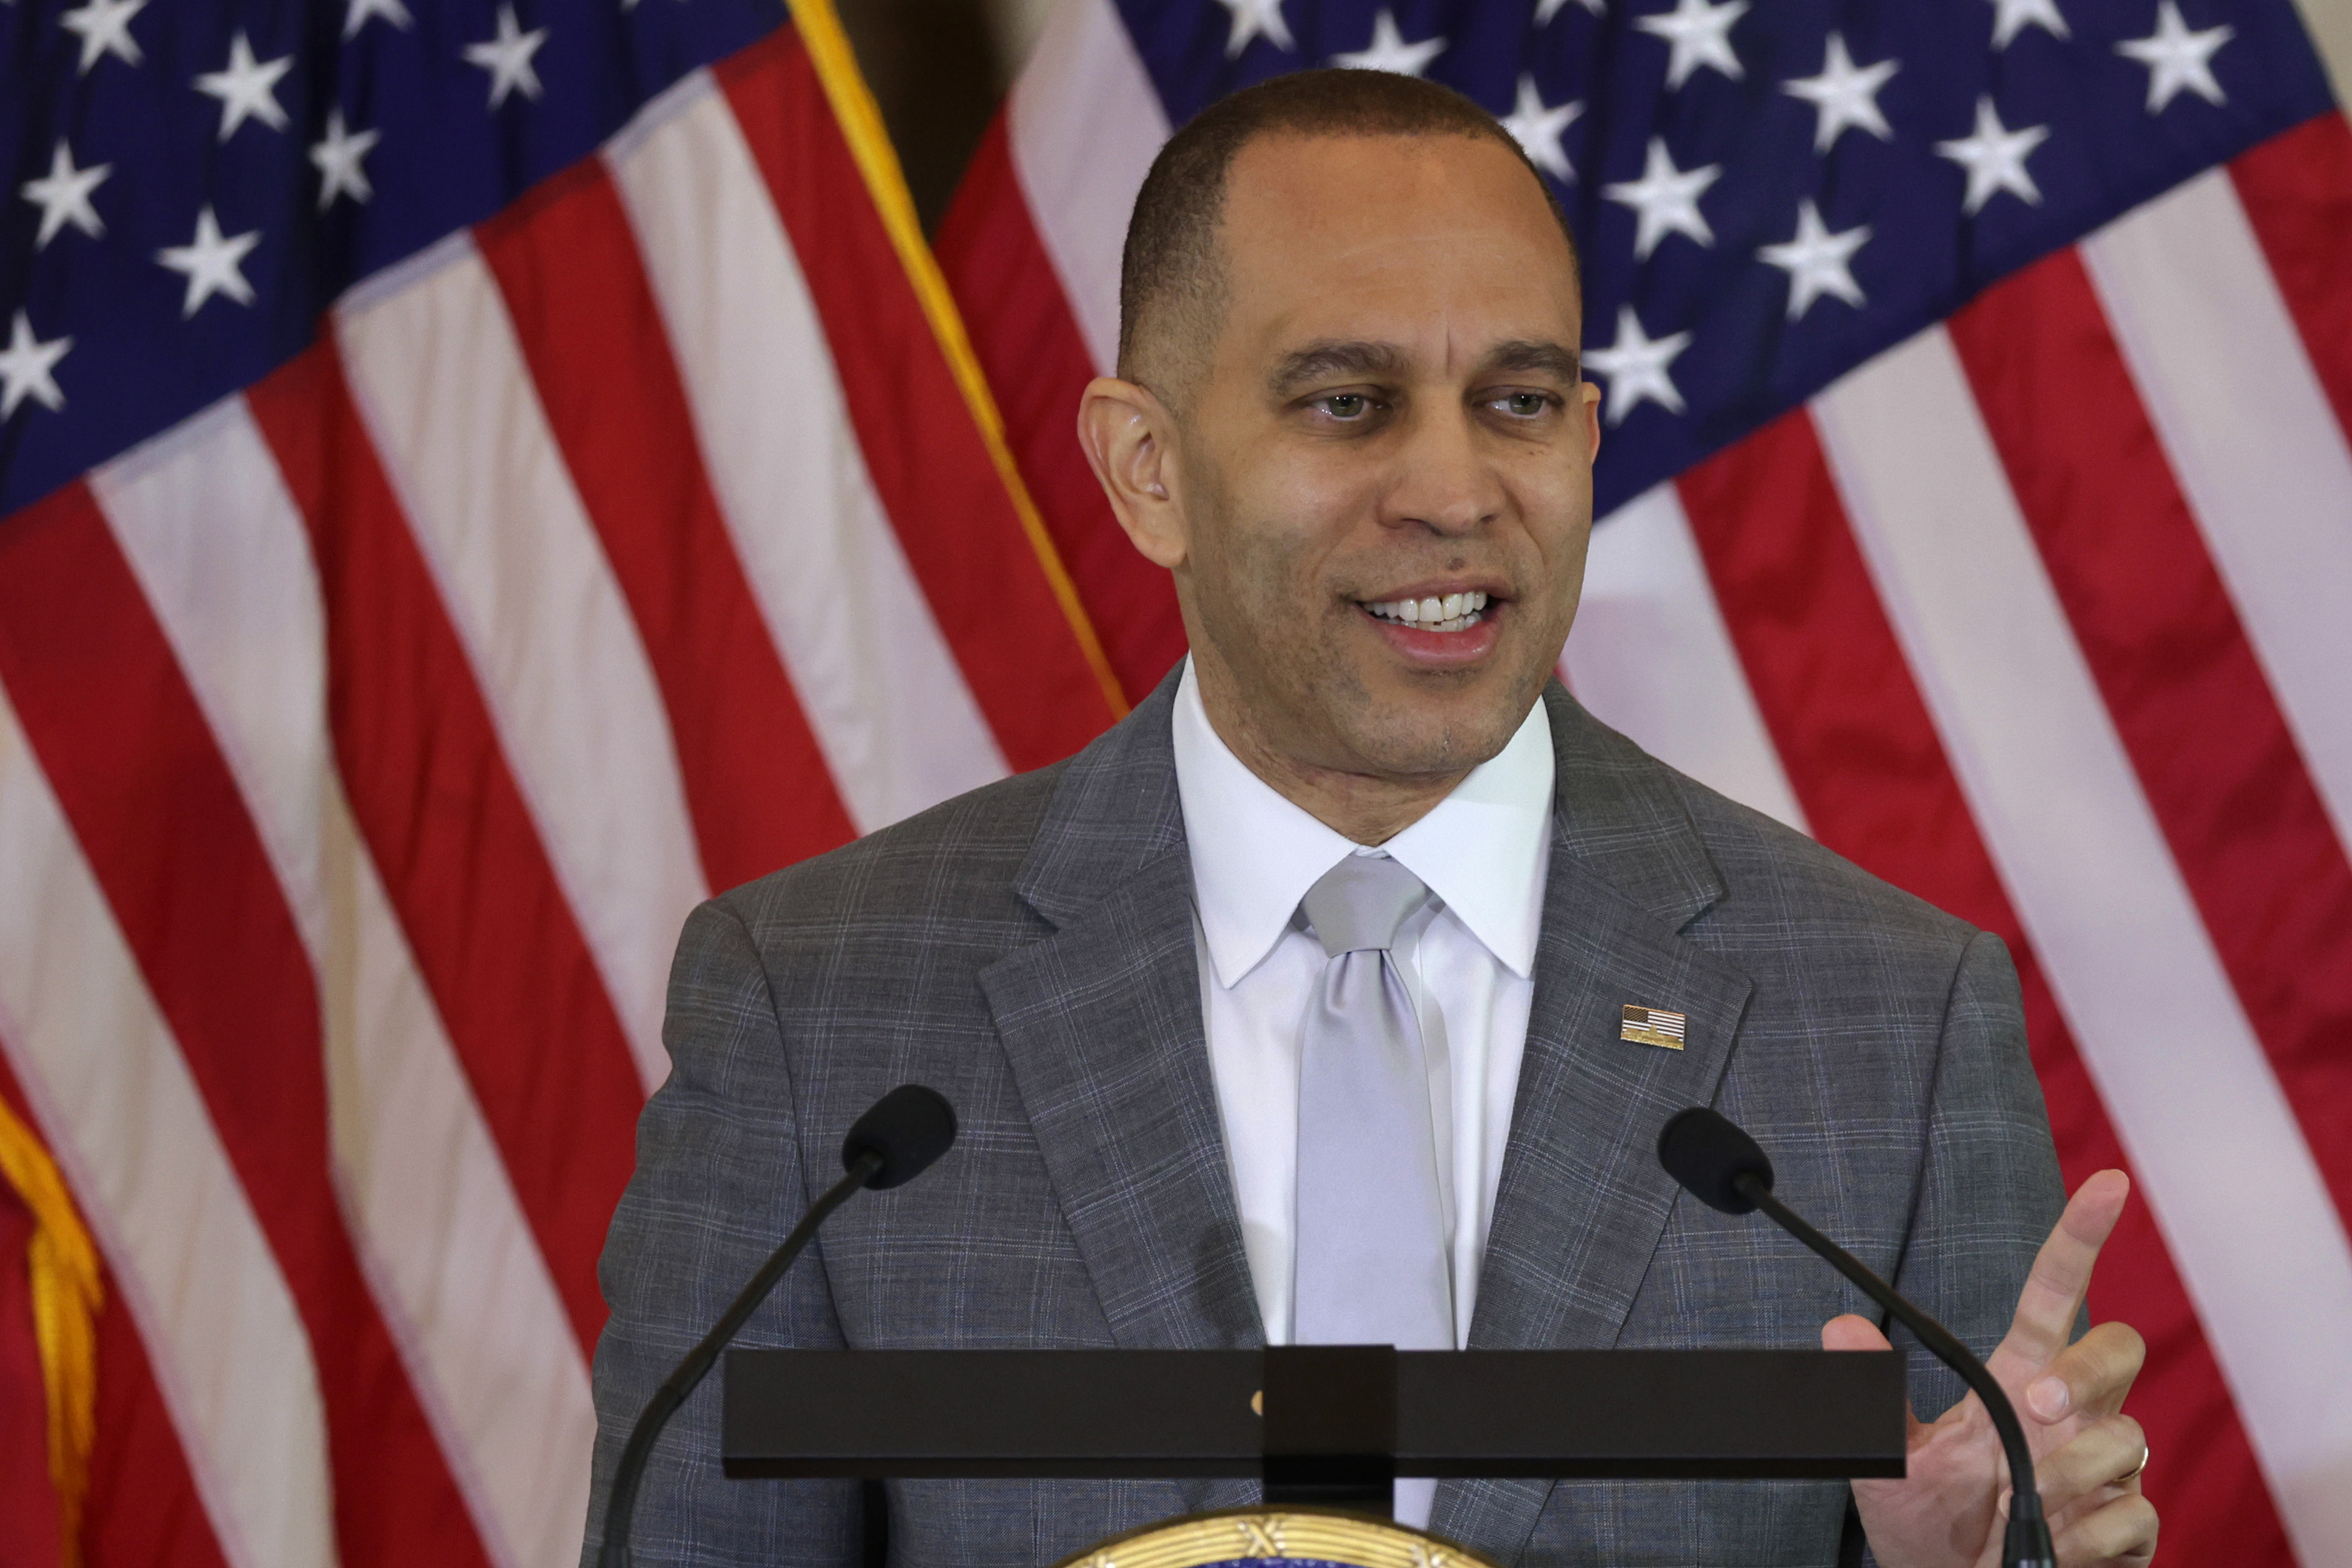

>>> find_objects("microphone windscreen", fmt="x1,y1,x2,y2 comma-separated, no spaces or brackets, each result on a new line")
1656,1106,1775,1214
841,1085,958,1191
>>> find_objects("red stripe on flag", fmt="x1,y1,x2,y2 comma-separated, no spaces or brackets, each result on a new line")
718,30,1120,768
1949,249,2352,1220
477,161,859,889
0,485,493,1568
0,1054,229,1568
246,346,641,1353
935,115,1186,704
2231,112,2352,448
1676,410,2294,1564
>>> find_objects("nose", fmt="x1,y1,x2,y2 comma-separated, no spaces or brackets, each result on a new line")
1384,400,1502,537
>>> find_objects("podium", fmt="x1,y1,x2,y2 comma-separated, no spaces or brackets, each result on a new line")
722,1345,1904,1521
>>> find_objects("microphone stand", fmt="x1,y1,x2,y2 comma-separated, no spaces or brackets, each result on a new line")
598,1151,885,1568
1734,1173,2057,1568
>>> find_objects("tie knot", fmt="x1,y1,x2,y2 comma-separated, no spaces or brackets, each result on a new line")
1301,853,1430,957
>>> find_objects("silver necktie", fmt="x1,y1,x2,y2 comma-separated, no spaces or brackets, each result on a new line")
1292,853,1454,1355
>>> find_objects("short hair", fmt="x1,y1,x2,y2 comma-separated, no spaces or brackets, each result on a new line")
1116,69,1580,391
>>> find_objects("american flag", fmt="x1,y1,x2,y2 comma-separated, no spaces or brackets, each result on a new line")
936,0,2352,1561
4,0,2351,1562
0,0,1120,1564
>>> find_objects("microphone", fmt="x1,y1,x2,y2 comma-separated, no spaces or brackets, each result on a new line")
1657,1107,2056,1568
598,1084,958,1568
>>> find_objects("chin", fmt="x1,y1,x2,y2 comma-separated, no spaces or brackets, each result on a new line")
1340,700,1521,779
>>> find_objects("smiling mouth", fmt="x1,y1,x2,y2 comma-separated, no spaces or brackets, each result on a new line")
1361,590,1491,633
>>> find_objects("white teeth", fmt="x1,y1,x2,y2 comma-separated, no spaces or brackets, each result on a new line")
1363,592,1492,633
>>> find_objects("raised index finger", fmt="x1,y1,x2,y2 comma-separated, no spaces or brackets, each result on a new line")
1992,1169,2131,1372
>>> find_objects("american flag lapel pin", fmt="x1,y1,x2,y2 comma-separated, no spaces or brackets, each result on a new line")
1621,1004,1687,1050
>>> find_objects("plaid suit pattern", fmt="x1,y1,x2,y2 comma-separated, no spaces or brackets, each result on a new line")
582,671,2063,1567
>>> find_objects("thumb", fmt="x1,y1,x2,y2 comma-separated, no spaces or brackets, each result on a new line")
1823,1313,1892,1353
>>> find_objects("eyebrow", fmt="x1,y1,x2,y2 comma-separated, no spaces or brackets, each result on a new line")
1482,340,1582,381
1269,340,1409,394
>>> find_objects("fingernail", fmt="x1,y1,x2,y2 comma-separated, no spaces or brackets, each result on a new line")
1996,1487,2011,1521
2028,1377,2070,1420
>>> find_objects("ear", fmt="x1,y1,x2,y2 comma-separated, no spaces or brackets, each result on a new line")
1578,379,1602,462
1077,377,1189,570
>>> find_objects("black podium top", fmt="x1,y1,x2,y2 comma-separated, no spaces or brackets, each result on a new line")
722,1347,1905,1482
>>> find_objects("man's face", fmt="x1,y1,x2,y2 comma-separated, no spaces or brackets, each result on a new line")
1163,131,1598,784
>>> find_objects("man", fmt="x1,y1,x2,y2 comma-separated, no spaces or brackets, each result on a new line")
582,70,2157,1566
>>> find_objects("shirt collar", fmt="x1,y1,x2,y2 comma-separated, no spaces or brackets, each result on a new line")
1172,659,1555,987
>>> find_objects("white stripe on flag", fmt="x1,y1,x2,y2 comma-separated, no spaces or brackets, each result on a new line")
0,681,337,1568
91,401,596,1568
336,237,708,1093
1565,483,1810,835
1007,0,1170,374
1815,325,2352,1565
2080,168,2352,858
607,73,1007,833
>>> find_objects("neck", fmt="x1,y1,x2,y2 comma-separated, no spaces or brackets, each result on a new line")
1193,666,1472,846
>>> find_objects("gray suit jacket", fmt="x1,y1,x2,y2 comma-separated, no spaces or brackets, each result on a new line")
581,675,2063,1567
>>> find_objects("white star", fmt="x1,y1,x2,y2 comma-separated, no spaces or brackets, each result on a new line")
1534,0,1605,24
0,313,70,420
1499,74,1585,182
60,0,147,74
1603,136,1721,258
343,0,411,37
1758,200,1870,318
1634,0,1747,89
1584,306,1691,424
1332,10,1446,75
465,4,550,107
1214,0,1294,55
2117,1,2231,112
1782,33,1898,152
156,205,261,317
1935,96,2050,213
1990,0,2068,49
21,140,110,249
195,32,295,141
311,110,380,209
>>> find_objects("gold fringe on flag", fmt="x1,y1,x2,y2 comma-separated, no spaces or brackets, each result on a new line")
0,1092,101,1568
780,0,1132,722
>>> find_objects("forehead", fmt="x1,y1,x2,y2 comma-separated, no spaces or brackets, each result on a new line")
1214,132,1582,359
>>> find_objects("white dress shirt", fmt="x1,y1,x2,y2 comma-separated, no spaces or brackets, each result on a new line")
1170,659,1556,1351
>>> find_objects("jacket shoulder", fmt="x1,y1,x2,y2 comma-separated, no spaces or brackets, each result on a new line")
713,760,1072,940
1644,737,1981,958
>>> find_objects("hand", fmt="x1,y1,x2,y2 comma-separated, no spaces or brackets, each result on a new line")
1824,1170,2157,1567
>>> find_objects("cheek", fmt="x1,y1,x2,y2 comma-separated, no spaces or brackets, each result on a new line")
1502,450,1594,564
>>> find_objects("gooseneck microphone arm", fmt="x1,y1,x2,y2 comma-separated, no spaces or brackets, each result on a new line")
1658,1107,2055,1568
598,1084,957,1568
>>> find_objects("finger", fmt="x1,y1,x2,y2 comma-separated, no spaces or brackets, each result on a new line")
2032,1414,2146,1518
1821,1313,1891,1353
1995,1169,2131,1372
2025,1320,2146,1427
2052,1491,2157,1565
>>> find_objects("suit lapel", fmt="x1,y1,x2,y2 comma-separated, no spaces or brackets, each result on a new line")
983,678,1263,1515
978,678,1262,1515
1432,689,1755,1552
981,849,1262,1356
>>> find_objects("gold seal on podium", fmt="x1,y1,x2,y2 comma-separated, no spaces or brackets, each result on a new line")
1051,1508,1505,1568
